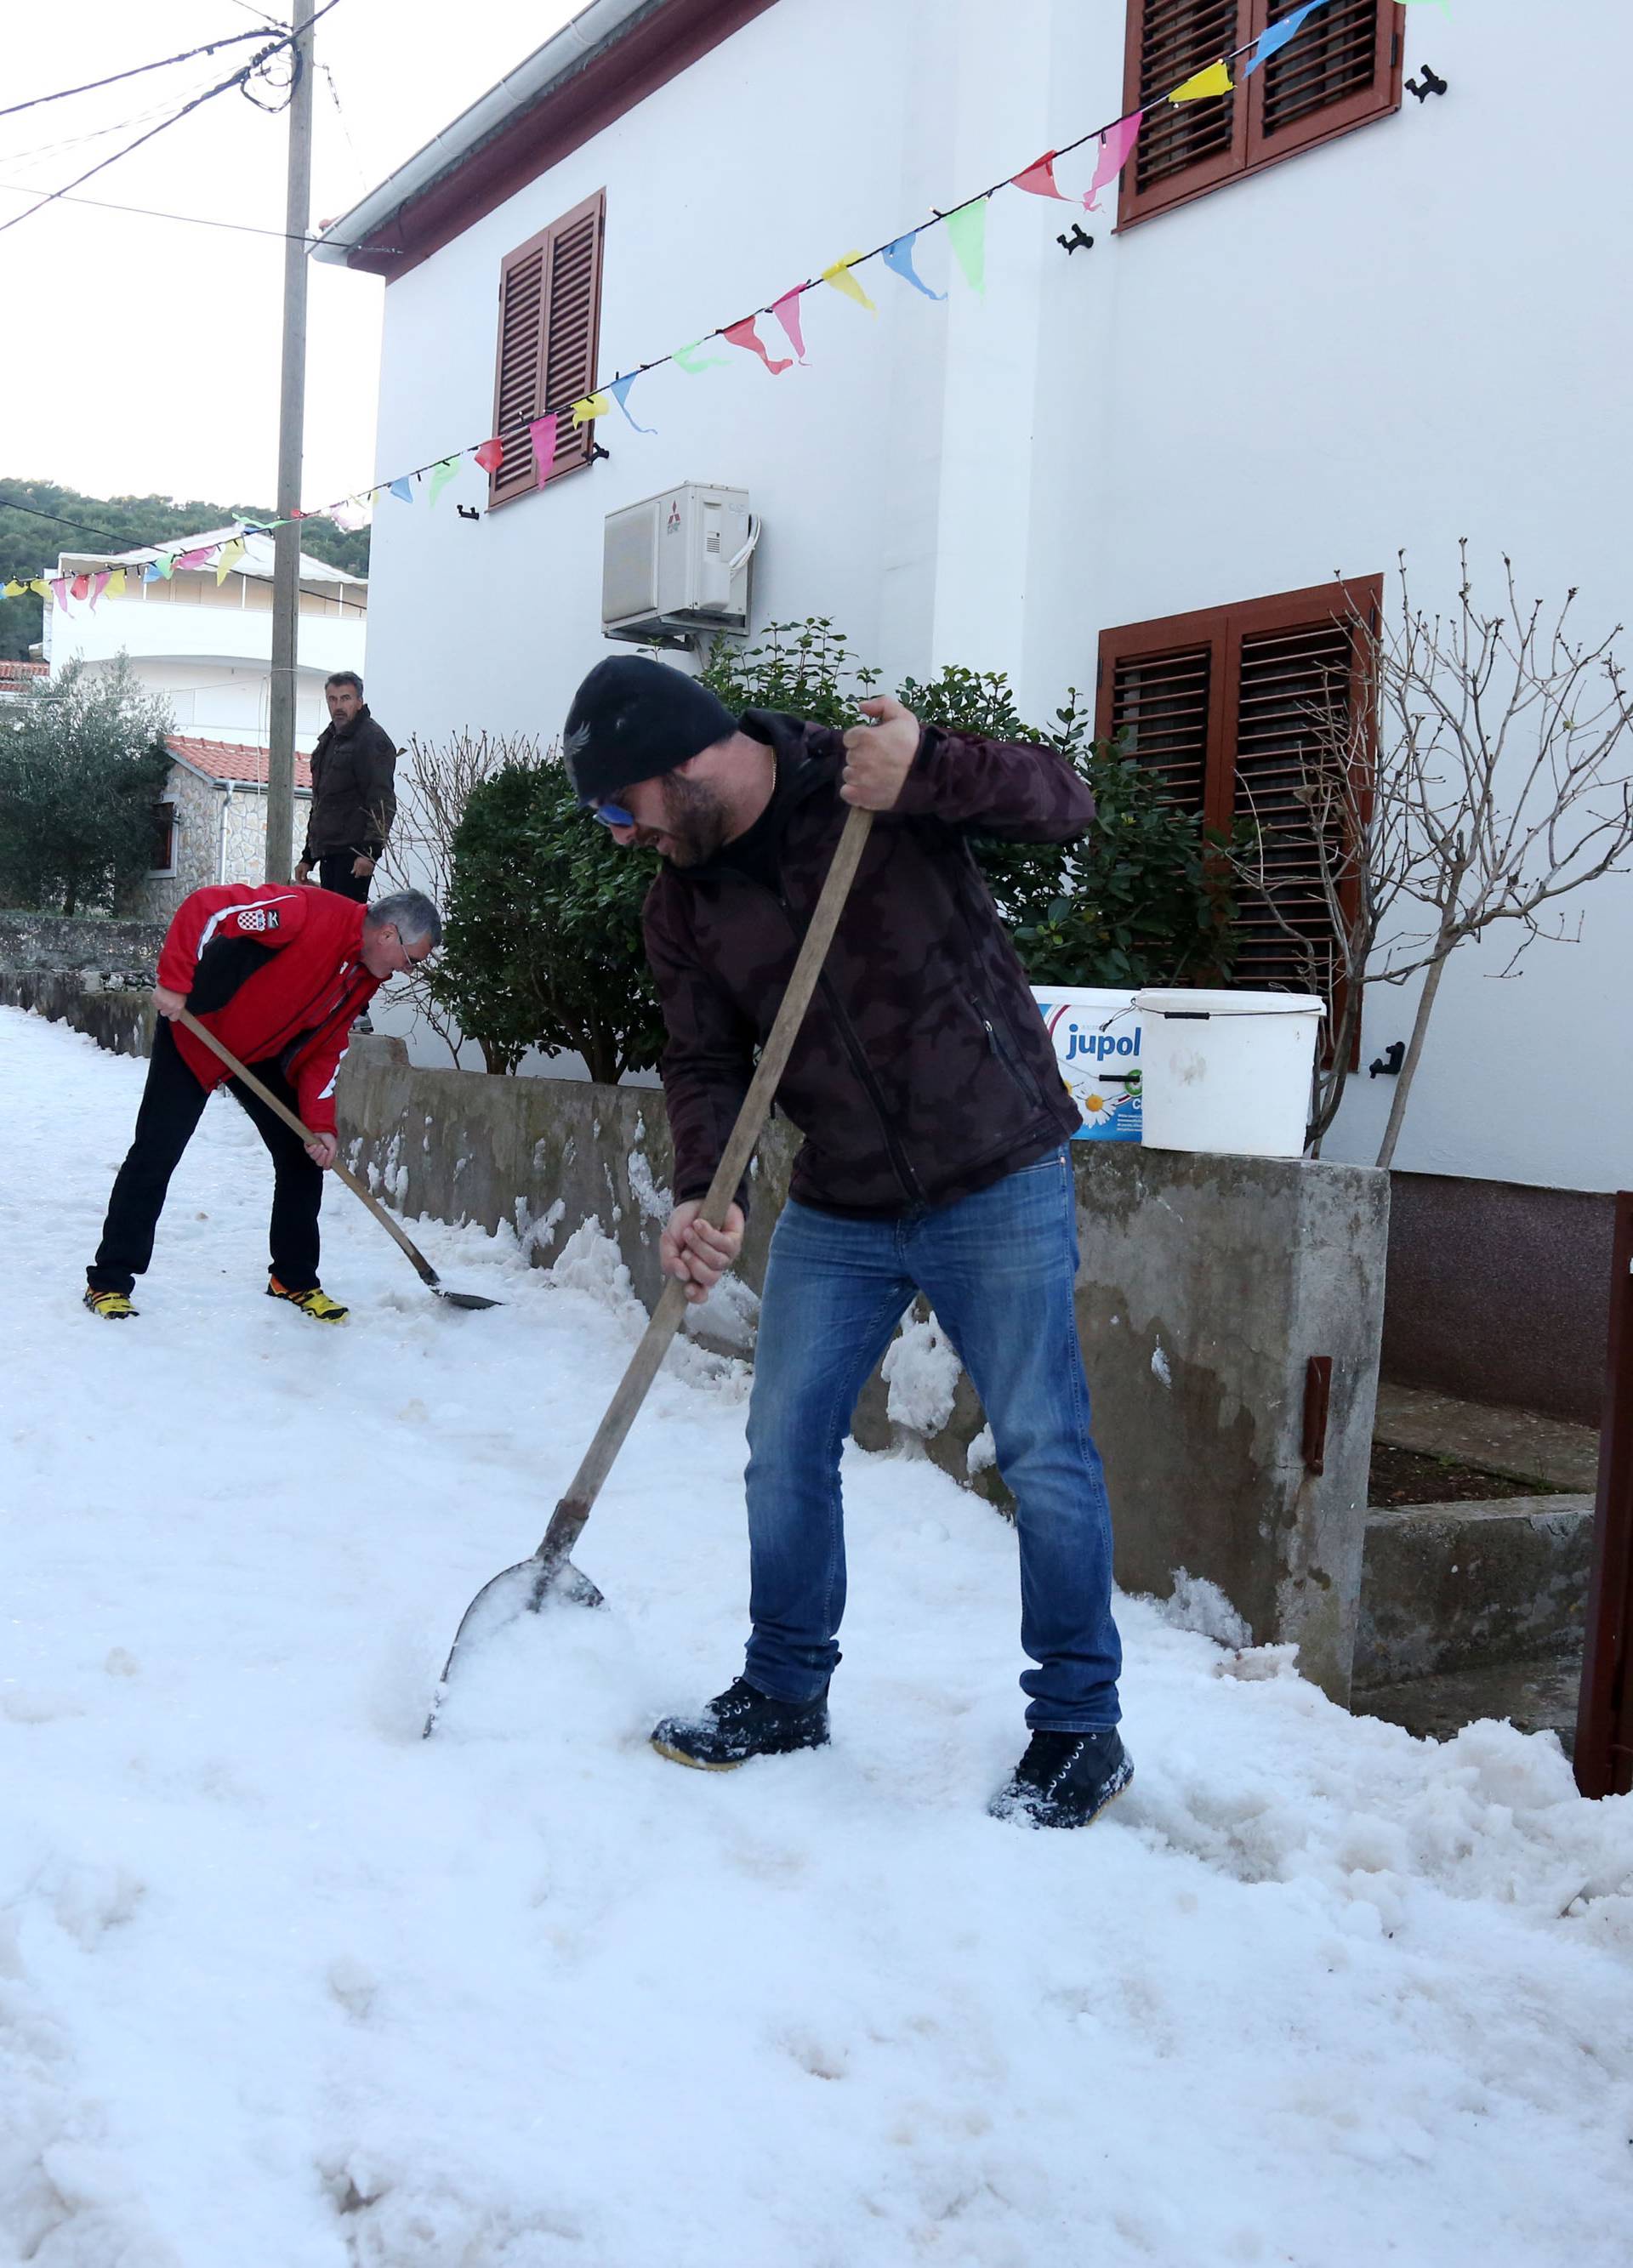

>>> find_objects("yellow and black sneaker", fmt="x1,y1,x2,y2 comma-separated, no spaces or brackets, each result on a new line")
267,1276,350,1324
83,1287,138,1320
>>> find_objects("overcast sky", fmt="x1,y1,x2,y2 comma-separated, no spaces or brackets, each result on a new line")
0,2,580,519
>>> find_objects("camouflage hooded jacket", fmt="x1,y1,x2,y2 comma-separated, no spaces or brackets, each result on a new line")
642,709,1091,1218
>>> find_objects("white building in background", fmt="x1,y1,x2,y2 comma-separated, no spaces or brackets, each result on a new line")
314,0,1632,1413
43,528,366,750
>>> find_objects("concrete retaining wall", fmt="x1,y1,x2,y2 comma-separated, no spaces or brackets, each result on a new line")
1356,1495,1595,1687
0,912,163,981
340,1039,1388,1703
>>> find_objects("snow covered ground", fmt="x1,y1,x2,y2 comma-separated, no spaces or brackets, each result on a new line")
4,1003,1632,2268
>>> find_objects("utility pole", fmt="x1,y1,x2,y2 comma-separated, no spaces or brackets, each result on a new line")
265,9,315,883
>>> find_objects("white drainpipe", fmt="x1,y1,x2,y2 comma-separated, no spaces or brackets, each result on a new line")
218,780,234,882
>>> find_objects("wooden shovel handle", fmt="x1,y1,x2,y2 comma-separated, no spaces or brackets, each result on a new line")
174,1005,444,1287
538,803,876,1561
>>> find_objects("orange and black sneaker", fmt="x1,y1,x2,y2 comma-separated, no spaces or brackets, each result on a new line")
266,1276,350,1323
83,1287,138,1320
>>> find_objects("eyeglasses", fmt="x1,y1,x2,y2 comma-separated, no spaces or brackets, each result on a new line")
584,799,634,829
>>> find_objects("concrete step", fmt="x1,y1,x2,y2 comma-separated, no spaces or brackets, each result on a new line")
1373,1380,1601,1492
1353,1648,1583,1754
1357,1493,1594,1687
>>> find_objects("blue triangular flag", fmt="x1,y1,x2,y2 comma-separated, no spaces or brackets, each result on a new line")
610,373,656,433
144,563,164,583
882,230,945,301
1244,0,1329,74
389,476,414,503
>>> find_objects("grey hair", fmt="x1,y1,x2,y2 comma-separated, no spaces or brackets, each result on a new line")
326,669,364,696
366,890,442,949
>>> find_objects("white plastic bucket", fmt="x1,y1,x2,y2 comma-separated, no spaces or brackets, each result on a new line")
1032,987,1143,1142
1133,988,1324,1159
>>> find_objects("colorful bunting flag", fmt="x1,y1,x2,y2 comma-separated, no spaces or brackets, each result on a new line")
570,392,612,428
215,539,245,584
389,476,415,503
3,580,24,599
770,287,810,362
1084,111,1144,210
70,574,89,601
674,338,728,373
821,252,877,314
610,374,656,432
1010,151,1069,201
528,414,559,481
106,570,127,600
51,579,69,610
722,317,792,375
30,579,50,599
1245,1,1329,73
881,231,944,301
427,456,464,504
88,571,111,609
944,199,987,294
473,438,504,474
174,547,213,571
1169,60,1233,102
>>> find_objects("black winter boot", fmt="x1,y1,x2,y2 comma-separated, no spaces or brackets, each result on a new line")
988,1728,1133,1829
651,1676,830,1771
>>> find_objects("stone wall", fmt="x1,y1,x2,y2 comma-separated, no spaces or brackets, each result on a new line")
0,912,164,981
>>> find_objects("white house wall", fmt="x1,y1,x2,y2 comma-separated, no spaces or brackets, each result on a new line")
364,0,1631,1194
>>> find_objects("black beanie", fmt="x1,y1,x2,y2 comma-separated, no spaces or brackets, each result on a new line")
563,657,737,804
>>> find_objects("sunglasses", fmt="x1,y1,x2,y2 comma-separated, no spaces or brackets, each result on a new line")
584,798,634,829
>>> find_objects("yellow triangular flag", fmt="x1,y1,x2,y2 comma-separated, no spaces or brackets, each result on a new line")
1169,59,1233,101
215,538,246,585
30,579,50,599
570,391,612,428
107,569,127,599
3,580,25,599
821,251,877,314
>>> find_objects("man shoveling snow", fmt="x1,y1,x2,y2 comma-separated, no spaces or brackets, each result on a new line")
83,881,441,1322
565,656,1128,1827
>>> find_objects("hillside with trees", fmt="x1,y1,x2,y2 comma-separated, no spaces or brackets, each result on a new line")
0,477,370,661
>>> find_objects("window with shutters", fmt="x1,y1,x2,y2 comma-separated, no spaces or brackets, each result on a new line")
1119,0,1402,228
1095,577,1381,1003
488,191,606,509
149,799,178,877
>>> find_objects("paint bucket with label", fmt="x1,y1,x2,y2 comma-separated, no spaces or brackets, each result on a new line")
1032,988,1143,1142
1134,989,1324,1157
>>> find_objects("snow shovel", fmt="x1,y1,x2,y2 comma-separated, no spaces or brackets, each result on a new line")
424,802,877,1734
174,1006,502,1310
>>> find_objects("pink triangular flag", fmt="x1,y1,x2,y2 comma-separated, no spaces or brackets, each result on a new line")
1010,151,1069,201
723,316,793,375
88,571,111,610
1084,110,1144,210
771,287,809,364
51,577,69,611
529,414,559,483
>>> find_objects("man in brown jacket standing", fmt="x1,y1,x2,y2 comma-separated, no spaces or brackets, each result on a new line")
564,656,1129,1829
296,672,397,904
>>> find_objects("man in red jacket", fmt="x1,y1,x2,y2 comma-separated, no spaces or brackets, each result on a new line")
83,883,441,1322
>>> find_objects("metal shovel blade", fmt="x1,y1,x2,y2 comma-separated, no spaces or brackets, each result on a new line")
430,1285,504,1310
423,1550,605,1736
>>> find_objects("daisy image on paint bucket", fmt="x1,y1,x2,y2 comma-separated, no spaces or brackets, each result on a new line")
1076,1087,1119,1129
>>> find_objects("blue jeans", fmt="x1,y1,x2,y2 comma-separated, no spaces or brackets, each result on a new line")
743,1146,1122,1731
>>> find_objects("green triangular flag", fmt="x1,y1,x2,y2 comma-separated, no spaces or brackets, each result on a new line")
944,198,987,295
427,456,462,506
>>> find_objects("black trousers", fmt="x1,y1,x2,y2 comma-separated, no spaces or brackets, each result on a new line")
88,1020,324,1297
317,855,371,903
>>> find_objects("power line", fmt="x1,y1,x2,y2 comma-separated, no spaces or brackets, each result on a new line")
0,174,393,250
0,26,272,121
0,0,345,241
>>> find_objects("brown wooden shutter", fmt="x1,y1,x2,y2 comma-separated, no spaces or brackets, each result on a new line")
1118,0,1400,227
1125,0,1249,213
1229,617,1355,992
1097,579,1382,1005
487,191,605,509
1107,644,1214,814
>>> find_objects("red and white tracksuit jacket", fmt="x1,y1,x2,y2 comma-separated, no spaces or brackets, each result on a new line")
157,884,379,1135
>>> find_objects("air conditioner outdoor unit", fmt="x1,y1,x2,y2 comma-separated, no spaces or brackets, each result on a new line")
601,482,758,646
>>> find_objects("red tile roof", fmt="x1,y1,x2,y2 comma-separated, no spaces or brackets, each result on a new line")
0,659,47,679
167,734,313,791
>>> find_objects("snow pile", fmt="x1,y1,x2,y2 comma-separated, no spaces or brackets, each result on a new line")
1160,1566,1253,1649
881,1308,962,1435
4,1007,1632,2268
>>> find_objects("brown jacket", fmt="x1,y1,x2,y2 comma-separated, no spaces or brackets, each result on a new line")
643,710,1091,1217
302,706,397,862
